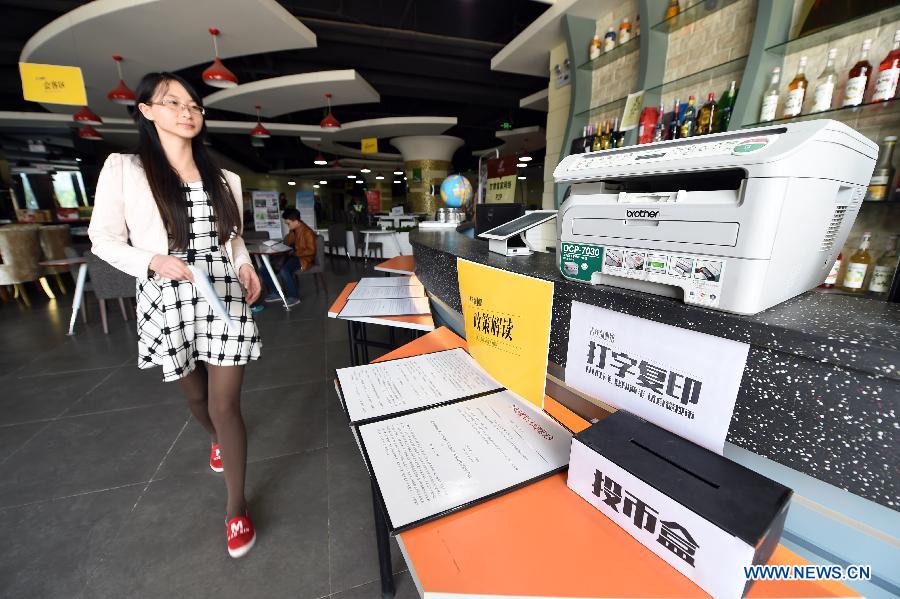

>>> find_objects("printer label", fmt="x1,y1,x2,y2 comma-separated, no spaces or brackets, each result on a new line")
560,242,604,282
626,209,660,219
732,137,771,154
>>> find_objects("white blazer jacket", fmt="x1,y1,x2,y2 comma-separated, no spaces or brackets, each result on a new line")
88,153,252,279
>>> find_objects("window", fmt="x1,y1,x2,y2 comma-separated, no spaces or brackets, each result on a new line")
19,174,39,210
51,171,85,208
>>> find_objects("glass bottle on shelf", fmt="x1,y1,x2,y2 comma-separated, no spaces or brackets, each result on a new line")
865,135,896,201
603,27,616,53
783,56,808,118
589,34,602,60
810,48,838,113
696,92,717,135
591,121,603,151
601,119,613,150
680,96,697,138
759,67,781,122
619,19,631,44
872,30,900,103
868,235,899,297
667,98,681,140
714,80,737,133
842,39,873,107
820,252,842,289
665,0,680,20
653,106,666,142
613,117,625,148
842,232,873,293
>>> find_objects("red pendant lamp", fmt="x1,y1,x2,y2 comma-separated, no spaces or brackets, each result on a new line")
313,152,328,166
78,125,103,141
249,105,271,139
331,158,343,168
73,106,102,125
202,27,238,88
107,55,135,105
320,93,340,129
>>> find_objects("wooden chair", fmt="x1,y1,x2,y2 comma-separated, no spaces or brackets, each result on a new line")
39,224,73,294
0,224,53,307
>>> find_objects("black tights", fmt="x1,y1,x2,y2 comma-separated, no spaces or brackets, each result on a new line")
177,362,247,520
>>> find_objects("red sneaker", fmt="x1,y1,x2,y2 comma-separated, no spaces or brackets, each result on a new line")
209,444,223,473
226,511,256,558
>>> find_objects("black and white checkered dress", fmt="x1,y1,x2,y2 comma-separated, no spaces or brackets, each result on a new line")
136,182,261,382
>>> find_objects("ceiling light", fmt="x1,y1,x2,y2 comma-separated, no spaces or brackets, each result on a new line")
249,105,270,138
288,180,296,186
519,155,532,162
78,125,103,141
313,184,319,189
319,93,340,128
360,166,371,174
73,106,102,125
393,170,403,175
375,175,384,180
202,27,238,88
319,180,327,185
517,175,526,180
403,176,407,180
393,180,401,184
516,162,527,168
313,152,327,166
355,179,363,184
75,157,82,162
107,55,135,105
347,174,356,178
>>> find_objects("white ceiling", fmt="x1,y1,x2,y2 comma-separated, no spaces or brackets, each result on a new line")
520,88,549,112
203,71,380,118
473,125,545,157
19,0,317,118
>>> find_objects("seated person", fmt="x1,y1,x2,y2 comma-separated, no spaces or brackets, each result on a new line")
259,208,317,307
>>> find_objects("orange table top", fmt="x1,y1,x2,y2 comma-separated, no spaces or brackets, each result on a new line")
327,281,435,332
371,328,858,599
374,255,416,275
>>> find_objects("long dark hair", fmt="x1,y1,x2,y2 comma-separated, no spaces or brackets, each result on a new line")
133,72,240,250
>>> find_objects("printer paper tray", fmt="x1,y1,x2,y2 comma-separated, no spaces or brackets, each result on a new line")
571,218,739,247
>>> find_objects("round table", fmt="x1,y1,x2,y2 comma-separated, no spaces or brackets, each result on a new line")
247,244,294,309
360,229,405,262
39,257,87,336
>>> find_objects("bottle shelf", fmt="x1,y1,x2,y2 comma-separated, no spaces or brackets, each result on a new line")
575,95,629,120
766,4,900,56
652,0,744,35
646,55,746,97
579,36,640,71
743,97,900,129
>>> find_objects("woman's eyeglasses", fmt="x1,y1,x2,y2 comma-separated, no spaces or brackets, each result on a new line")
148,99,205,116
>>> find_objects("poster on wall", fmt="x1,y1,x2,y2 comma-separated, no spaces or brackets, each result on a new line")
366,190,381,214
477,157,488,204
252,191,282,240
295,191,316,230
564,301,750,454
485,156,517,204
457,258,554,409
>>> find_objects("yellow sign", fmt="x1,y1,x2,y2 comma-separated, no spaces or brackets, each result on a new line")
457,258,554,408
486,175,517,203
620,90,645,132
19,63,88,106
361,137,378,154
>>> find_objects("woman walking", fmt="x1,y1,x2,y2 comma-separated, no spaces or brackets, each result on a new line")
89,72,262,558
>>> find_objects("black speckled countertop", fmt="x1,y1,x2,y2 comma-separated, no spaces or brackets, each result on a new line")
411,229,900,510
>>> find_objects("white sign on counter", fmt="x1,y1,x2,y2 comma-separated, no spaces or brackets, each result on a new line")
564,301,749,453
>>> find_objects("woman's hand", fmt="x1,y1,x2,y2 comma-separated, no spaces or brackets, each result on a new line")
239,264,261,304
150,255,193,281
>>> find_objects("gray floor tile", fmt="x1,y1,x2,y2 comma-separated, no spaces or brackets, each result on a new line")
0,484,143,599
0,404,187,508
21,327,139,376
243,341,327,391
0,369,115,425
155,380,328,479
66,365,182,416
256,316,326,350
84,450,330,599
326,386,355,448
329,570,417,599
328,442,405,595
0,421,46,464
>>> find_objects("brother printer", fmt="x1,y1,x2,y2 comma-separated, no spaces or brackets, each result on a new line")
554,120,878,315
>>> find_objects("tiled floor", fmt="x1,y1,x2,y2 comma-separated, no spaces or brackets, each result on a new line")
0,260,420,599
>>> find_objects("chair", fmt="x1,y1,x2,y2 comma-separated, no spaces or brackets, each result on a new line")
325,223,350,260
353,226,383,259
0,224,52,307
83,250,137,334
39,224,73,294
293,235,328,295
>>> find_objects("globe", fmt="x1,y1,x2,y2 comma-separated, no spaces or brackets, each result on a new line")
440,174,473,208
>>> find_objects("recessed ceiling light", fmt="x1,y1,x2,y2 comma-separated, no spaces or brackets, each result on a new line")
319,180,327,184
403,176,407,180
355,179,363,184
375,175,384,180
75,157,82,162
393,170,403,175
517,176,526,180
393,180,401,184
347,174,356,178
288,180,296,186
360,167,371,174
516,163,527,168
519,155,532,162
313,184,319,188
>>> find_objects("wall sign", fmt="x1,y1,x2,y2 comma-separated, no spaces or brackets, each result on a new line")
564,301,749,453
361,137,378,154
251,191,282,241
19,62,87,106
485,156,518,204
